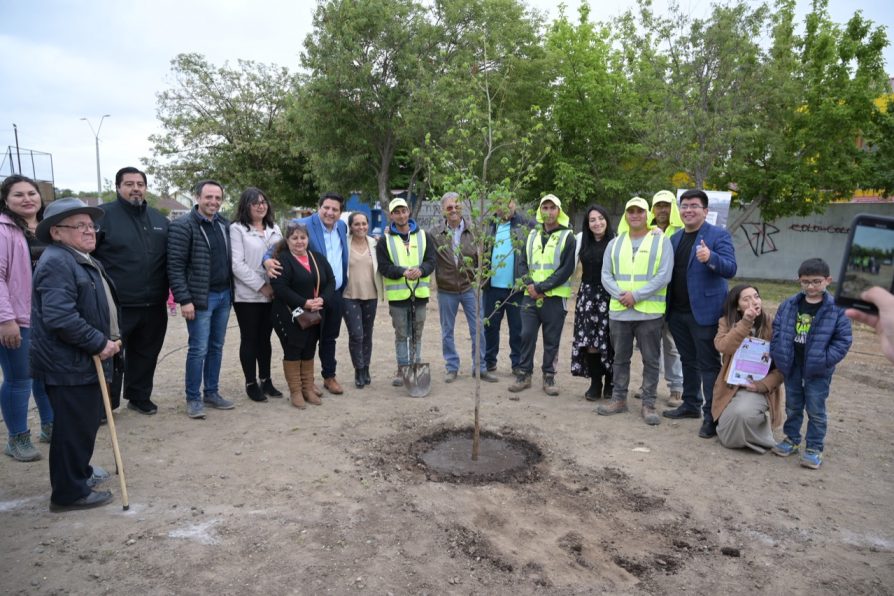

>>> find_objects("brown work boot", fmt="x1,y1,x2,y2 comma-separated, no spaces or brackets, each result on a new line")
323,377,344,395
667,391,683,408
301,360,322,405
542,374,559,396
508,373,531,393
642,404,661,426
282,360,305,409
596,399,628,416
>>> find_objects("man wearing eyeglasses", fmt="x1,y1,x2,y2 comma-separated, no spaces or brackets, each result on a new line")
168,180,235,419
92,167,169,416
429,192,498,384
662,189,737,439
32,198,121,510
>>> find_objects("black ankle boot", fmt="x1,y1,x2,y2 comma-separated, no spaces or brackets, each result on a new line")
355,368,364,388
585,352,604,401
260,378,283,398
361,367,371,385
245,381,267,402
603,368,614,400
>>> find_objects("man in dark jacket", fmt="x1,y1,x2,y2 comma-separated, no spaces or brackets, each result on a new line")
508,195,576,397
429,192,498,384
167,180,234,419
93,167,168,415
32,198,121,511
376,198,437,388
483,197,533,374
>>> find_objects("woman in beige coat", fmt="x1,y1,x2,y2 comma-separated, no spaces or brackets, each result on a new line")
712,284,784,453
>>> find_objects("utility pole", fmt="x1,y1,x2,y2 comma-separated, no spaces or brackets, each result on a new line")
81,115,110,203
13,123,22,173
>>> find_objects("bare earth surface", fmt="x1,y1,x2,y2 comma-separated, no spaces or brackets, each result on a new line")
1,294,892,595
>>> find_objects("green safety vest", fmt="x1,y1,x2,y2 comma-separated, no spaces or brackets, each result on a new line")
526,228,572,298
609,232,667,314
384,231,431,301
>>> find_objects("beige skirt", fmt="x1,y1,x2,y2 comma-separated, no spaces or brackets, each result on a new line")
716,390,775,454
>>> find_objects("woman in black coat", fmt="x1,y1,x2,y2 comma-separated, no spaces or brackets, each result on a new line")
271,223,335,409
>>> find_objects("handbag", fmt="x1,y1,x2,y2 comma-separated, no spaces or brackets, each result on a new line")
291,252,322,329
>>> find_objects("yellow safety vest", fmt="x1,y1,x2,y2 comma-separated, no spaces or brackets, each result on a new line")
384,231,431,300
609,232,667,314
526,228,572,298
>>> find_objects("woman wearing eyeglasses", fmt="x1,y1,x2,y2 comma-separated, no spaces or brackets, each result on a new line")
0,176,54,462
230,188,283,403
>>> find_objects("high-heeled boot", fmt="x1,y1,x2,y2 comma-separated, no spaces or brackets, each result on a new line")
283,360,305,409
300,360,322,405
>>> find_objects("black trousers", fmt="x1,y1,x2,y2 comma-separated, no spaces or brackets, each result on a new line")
233,302,274,382
518,295,568,375
110,304,168,408
47,383,103,505
318,289,344,379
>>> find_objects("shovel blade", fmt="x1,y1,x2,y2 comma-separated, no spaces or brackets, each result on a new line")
399,362,431,397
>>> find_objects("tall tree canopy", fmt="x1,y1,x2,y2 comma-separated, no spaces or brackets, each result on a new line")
145,53,315,206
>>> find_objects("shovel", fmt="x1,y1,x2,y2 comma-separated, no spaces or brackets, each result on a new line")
399,278,431,397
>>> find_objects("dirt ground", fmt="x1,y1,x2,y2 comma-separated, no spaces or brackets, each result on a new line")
1,293,892,595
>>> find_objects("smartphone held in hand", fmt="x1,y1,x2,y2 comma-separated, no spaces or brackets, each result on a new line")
835,214,894,314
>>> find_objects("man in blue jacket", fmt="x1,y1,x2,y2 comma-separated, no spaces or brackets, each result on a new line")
265,192,349,395
662,189,737,438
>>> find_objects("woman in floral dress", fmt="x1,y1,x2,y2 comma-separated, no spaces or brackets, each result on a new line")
571,205,615,400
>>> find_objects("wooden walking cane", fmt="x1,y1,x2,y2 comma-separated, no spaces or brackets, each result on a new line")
93,354,129,510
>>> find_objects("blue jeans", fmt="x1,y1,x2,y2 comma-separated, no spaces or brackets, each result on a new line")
782,359,832,452
438,288,486,373
483,286,522,371
668,311,720,420
389,301,426,366
185,290,231,401
0,326,53,436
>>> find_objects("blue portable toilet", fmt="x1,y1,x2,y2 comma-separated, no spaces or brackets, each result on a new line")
345,192,385,238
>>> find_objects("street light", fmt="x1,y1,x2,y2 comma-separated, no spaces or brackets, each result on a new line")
81,114,111,203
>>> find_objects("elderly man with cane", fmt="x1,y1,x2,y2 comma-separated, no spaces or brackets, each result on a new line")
31,198,121,512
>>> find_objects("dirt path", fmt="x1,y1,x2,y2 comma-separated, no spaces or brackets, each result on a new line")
1,296,892,595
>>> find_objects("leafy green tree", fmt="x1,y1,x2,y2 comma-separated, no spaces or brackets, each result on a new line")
425,10,551,458
145,53,315,208
620,0,768,193
294,0,442,205
722,0,890,230
543,4,645,212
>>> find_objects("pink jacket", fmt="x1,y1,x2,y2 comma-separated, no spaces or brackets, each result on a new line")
0,214,32,327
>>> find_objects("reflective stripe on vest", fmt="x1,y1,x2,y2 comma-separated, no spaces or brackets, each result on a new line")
384,231,431,300
609,232,667,314
526,228,572,298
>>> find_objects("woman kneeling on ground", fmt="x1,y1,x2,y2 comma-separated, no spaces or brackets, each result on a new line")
712,284,784,453
271,223,335,409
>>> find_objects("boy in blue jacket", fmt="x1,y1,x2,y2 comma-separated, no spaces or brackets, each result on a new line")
770,258,852,469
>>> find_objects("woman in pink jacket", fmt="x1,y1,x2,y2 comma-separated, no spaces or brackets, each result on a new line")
0,175,53,461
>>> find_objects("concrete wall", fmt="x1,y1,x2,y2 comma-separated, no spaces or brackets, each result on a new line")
731,203,894,280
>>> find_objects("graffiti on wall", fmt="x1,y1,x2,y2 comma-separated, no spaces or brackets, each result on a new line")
739,220,851,258
788,223,850,234
740,222,780,257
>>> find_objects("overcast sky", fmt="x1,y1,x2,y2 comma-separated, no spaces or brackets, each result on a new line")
1,0,891,195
